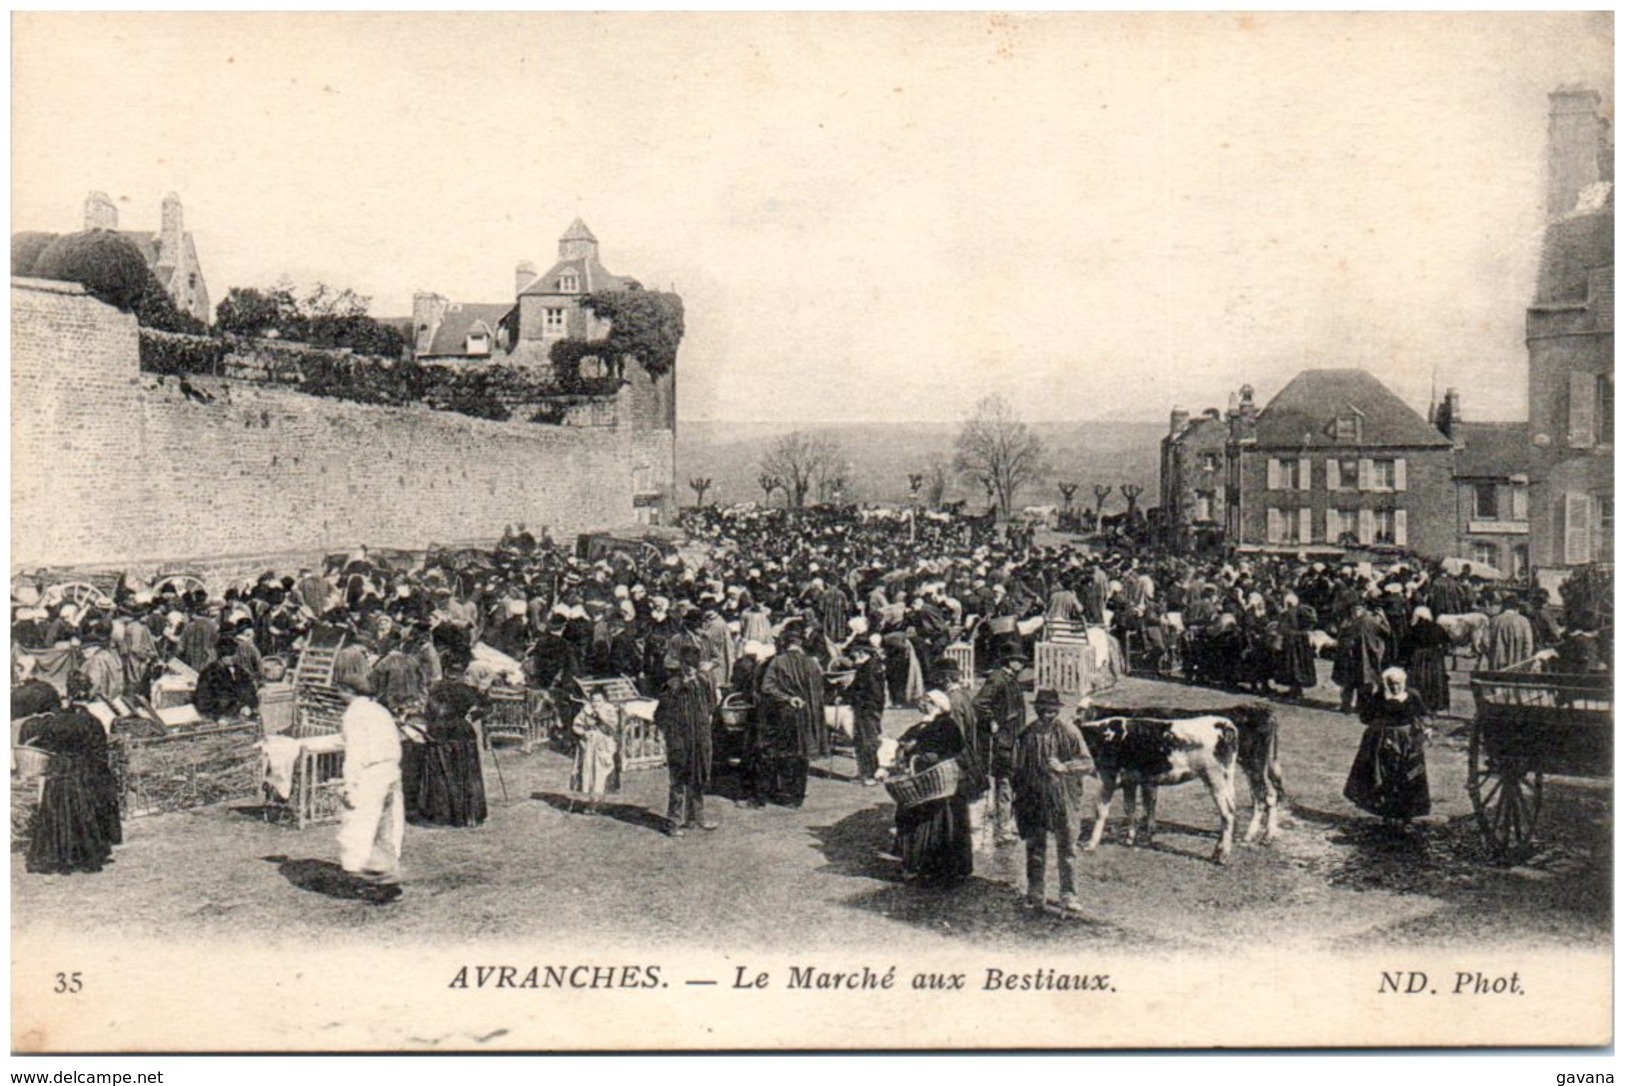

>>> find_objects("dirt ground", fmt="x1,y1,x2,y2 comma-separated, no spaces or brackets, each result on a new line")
11,662,1611,954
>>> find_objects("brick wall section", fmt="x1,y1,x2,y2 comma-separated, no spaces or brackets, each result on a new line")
12,279,674,569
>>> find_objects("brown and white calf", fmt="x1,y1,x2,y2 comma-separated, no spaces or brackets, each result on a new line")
1072,713,1239,864
1086,702,1283,846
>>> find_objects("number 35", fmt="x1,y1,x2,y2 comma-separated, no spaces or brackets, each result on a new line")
53,972,82,994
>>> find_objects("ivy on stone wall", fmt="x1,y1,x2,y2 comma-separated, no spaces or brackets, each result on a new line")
135,329,619,425
551,289,685,381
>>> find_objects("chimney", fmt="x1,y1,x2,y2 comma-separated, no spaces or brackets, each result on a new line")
1238,384,1257,421
1546,86,1605,218
411,292,448,355
1169,407,1190,436
515,260,536,295
158,193,184,264
84,191,117,231
1439,387,1463,442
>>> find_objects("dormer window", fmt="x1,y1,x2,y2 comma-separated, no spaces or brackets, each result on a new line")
466,332,491,357
1333,413,1362,443
558,273,580,293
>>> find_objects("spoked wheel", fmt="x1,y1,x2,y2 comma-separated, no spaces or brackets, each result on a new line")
1467,721,1543,863
50,581,113,611
154,574,208,599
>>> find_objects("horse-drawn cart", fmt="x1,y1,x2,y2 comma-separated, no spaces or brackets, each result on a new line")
1466,658,1611,863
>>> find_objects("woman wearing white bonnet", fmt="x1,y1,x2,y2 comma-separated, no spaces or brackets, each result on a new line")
1343,665,1432,827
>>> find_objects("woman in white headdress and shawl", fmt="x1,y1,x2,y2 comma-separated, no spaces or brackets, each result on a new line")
892,688,973,885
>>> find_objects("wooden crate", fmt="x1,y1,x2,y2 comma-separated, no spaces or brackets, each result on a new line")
945,641,975,679
1034,641,1087,698
484,687,546,753
577,677,665,772
123,721,263,817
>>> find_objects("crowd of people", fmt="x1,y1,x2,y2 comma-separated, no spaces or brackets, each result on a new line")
10,503,1608,908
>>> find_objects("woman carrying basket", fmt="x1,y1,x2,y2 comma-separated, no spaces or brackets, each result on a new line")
891,689,973,885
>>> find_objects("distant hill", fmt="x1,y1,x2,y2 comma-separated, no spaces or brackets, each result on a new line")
676,419,1166,512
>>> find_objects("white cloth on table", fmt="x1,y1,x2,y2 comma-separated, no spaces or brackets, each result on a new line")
261,732,345,800
1016,616,1045,637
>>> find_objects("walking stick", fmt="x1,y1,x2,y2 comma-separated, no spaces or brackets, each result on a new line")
473,708,509,804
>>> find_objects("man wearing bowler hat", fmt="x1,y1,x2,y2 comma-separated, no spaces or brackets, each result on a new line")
973,648,1027,846
1013,688,1091,913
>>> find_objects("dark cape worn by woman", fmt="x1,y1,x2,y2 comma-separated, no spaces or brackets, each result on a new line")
893,712,973,885
1343,693,1431,821
1402,619,1453,714
409,681,488,827
25,706,122,875
757,647,828,807
1273,605,1319,691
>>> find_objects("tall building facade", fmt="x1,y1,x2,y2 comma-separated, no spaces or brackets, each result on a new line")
1527,86,1613,578
1159,406,1228,552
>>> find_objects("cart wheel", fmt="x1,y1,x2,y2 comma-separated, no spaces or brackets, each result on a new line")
1467,722,1543,863
155,574,208,599
54,581,112,611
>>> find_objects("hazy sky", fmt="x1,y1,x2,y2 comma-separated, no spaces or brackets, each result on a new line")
11,12,1613,424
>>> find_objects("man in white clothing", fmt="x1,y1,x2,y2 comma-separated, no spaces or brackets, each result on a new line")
334,645,405,898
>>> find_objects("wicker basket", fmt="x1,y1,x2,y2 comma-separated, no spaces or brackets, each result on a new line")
13,745,52,781
716,694,754,728
885,758,961,809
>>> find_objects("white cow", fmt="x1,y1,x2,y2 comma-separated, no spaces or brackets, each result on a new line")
1073,712,1240,864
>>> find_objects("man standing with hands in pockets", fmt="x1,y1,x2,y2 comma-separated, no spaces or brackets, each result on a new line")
1012,689,1092,914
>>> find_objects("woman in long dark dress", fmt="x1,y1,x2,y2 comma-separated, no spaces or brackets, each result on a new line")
1401,606,1453,715
1343,666,1431,823
1272,594,1319,699
407,665,490,827
892,690,973,885
25,673,123,875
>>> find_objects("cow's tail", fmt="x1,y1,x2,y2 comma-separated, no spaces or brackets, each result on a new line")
1214,719,1239,773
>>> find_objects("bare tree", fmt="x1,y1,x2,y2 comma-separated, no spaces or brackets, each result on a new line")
907,473,925,503
1120,483,1144,518
814,447,853,504
1058,481,1079,512
923,457,950,509
760,431,845,509
688,476,712,507
952,395,1048,521
1092,484,1113,518
758,473,782,505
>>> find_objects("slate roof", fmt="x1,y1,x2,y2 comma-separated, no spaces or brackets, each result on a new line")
421,302,515,357
1453,421,1531,478
1251,369,1453,449
519,255,629,297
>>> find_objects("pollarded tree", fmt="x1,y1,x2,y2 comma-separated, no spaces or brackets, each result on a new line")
952,394,1048,521
689,476,713,507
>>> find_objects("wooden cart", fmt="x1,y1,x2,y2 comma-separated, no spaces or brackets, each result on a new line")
1466,657,1612,863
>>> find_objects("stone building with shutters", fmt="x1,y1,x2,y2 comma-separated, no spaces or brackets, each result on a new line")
1224,370,1455,557
1432,387,1533,580
1160,406,1229,553
1526,85,1613,580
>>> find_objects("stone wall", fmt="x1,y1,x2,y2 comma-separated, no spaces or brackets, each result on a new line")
11,278,674,570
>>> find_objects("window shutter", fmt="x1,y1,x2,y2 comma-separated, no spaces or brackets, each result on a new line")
1326,508,1339,544
1394,458,1407,492
1564,493,1593,565
1299,507,1313,543
1298,457,1312,491
1326,458,1339,491
1512,484,1529,522
1266,507,1283,543
1394,509,1408,547
1569,371,1597,449
1358,458,1374,491
1358,508,1375,544
1266,458,1281,490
